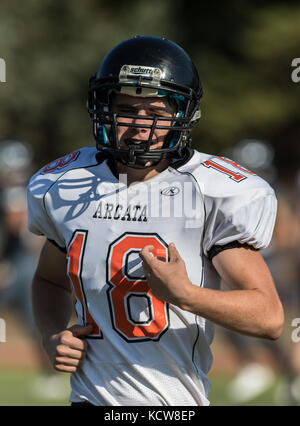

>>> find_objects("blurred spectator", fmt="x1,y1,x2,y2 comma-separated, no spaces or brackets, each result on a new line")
0,140,34,189
0,186,41,330
220,140,300,405
0,140,70,400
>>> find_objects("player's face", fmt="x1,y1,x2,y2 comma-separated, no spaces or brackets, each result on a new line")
110,93,176,151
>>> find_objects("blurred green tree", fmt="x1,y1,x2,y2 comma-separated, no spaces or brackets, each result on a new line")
171,1,300,178
0,0,299,179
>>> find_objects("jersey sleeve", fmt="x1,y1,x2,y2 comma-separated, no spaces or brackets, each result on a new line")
202,184,277,257
27,174,66,249
174,150,278,257
26,146,98,249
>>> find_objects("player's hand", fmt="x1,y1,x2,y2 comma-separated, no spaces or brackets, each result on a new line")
43,324,93,373
139,243,195,308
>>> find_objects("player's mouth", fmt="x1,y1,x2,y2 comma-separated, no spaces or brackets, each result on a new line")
124,138,157,148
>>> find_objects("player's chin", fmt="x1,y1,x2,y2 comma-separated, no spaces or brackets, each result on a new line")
144,161,155,167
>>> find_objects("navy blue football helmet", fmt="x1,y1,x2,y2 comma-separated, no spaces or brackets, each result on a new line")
88,36,203,168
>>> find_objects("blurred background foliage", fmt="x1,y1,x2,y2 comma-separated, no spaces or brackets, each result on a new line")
0,0,299,179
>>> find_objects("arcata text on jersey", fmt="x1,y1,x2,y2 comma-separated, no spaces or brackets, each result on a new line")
93,202,148,222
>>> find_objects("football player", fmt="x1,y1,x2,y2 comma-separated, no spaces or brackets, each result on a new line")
27,36,284,406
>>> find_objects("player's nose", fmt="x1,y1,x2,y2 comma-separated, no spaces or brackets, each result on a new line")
132,110,153,132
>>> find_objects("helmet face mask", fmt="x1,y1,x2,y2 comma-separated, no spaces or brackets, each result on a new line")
88,36,202,168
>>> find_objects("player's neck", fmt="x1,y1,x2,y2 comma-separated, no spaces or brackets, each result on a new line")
112,158,171,186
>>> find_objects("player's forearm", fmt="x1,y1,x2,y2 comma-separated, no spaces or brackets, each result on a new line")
32,273,73,340
180,285,283,340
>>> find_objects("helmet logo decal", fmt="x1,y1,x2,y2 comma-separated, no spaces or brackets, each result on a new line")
119,65,163,84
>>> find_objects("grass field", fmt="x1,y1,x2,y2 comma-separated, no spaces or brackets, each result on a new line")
0,313,297,406
0,368,289,406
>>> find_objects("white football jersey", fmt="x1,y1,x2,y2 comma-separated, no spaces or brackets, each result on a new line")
27,147,277,406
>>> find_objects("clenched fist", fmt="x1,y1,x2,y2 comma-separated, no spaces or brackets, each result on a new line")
139,243,196,308
43,324,93,373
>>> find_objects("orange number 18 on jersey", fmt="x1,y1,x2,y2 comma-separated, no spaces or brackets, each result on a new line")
67,231,170,342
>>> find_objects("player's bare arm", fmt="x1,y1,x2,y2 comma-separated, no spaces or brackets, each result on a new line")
140,243,284,340
32,240,93,372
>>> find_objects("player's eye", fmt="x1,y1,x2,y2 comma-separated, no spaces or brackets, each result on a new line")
154,108,174,117
148,110,171,118
119,108,136,114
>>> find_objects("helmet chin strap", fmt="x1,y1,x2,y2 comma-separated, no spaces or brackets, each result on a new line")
123,139,156,168
123,148,164,169
98,127,187,168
